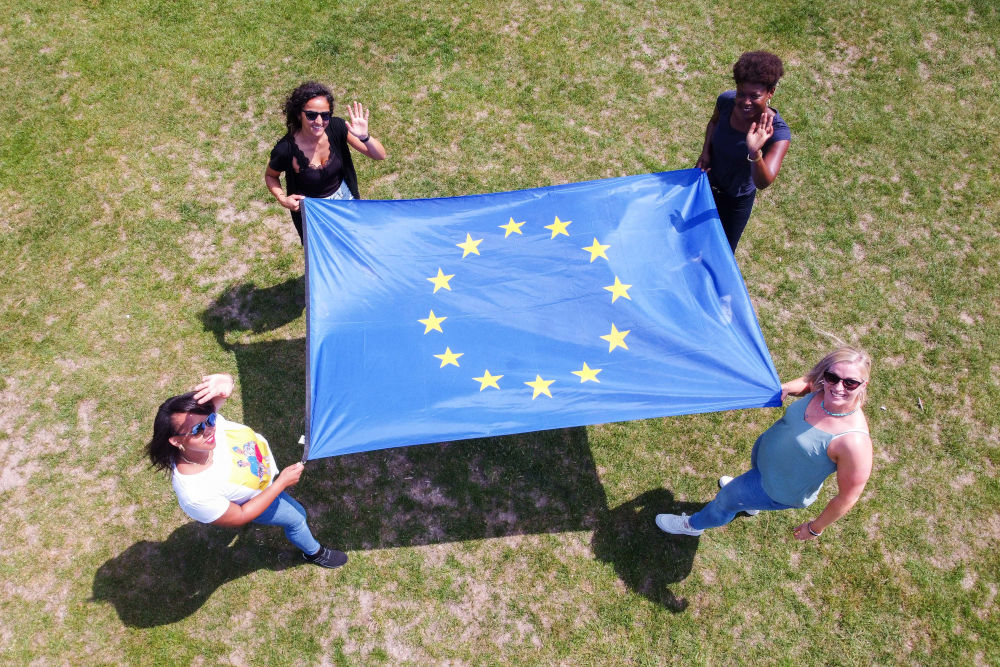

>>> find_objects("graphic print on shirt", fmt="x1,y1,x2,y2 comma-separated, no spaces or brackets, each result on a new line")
225,425,273,491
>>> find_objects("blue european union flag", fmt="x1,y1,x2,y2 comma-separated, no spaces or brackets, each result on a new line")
302,169,780,459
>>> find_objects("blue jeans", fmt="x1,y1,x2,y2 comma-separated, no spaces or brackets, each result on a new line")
688,468,795,531
252,492,321,555
324,180,354,201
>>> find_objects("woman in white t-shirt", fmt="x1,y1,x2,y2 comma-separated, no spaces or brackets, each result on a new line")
147,373,346,569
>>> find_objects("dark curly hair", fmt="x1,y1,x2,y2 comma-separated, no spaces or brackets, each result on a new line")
147,392,214,473
733,51,784,90
282,81,335,134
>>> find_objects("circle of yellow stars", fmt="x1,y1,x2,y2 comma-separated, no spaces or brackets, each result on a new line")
418,214,633,399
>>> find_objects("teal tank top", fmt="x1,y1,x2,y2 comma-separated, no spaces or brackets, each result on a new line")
755,393,865,508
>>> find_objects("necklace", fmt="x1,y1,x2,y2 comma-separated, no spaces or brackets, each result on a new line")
180,453,210,466
821,400,857,417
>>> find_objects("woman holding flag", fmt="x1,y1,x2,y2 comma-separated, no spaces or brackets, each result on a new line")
265,81,387,243
656,346,873,541
147,372,347,568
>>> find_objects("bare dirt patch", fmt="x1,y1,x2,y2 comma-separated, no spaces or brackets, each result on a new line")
0,374,52,492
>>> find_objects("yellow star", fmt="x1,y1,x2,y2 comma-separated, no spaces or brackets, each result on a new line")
473,369,503,391
600,323,630,352
427,268,454,293
571,362,602,383
499,217,525,238
418,310,447,334
456,233,483,258
604,276,632,303
524,374,555,399
544,215,571,239
582,238,610,262
434,347,463,368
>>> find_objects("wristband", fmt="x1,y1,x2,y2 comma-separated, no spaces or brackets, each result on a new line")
808,521,822,537
747,150,762,163
360,135,371,143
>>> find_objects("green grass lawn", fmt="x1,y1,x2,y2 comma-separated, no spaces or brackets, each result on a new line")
1,0,998,663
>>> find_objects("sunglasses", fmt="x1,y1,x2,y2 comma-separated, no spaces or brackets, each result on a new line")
183,412,217,437
822,371,864,391
303,110,332,122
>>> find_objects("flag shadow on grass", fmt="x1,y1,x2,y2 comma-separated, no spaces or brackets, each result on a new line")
591,490,702,613
91,522,304,627
195,280,693,612
301,426,606,548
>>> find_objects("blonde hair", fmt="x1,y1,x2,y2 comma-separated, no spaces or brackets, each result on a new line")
805,346,872,407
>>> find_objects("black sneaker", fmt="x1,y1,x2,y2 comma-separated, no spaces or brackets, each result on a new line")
303,546,348,569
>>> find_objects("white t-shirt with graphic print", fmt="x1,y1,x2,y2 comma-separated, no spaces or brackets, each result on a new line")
171,415,281,524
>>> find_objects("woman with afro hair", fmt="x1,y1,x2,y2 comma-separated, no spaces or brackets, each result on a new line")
265,81,387,243
696,51,790,252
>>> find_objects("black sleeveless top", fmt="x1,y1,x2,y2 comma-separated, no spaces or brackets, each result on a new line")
268,117,360,200
268,117,361,240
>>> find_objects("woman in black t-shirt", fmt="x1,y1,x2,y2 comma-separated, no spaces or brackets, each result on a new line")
265,81,387,242
695,51,790,252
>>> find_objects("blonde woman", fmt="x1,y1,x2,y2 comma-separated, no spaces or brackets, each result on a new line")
656,347,872,540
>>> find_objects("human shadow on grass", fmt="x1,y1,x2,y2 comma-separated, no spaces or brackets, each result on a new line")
200,277,308,453
96,427,609,626
91,522,302,627
204,275,306,339
591,489,702,613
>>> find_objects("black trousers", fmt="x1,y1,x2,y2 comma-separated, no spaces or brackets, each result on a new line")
711,187,756,252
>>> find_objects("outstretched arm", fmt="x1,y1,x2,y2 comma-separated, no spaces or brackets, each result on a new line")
264,166,305,212
780,376,811,401
696,105,720,171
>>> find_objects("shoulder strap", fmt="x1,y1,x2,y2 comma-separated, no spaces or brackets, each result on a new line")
830,429,870,440
789,392,815,415
287,134,309,167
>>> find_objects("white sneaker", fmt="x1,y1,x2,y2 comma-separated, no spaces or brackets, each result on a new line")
718,475,760,516
655,513,704,536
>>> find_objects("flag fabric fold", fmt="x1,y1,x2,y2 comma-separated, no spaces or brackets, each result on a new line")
303,169,779,460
